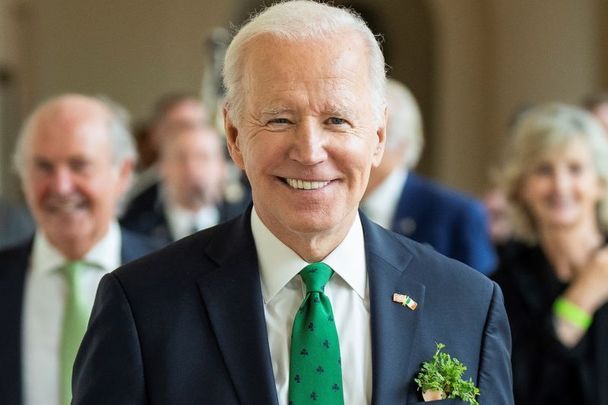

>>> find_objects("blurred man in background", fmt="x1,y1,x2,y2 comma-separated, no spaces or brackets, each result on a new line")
125,93,209,204
121,123,246,244
363,78,497,274
0,94,159,405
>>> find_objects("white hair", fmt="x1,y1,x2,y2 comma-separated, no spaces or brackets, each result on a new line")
385,78,424,168
14,94,137,176
223,0,386,126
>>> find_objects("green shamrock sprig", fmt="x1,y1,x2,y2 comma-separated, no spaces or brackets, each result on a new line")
414,342,480,405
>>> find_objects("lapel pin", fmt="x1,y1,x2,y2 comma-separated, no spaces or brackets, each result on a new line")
393,293,418,310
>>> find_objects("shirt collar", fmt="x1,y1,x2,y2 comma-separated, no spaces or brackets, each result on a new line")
251,207,367,304
31,221,122,274
165,200,219,240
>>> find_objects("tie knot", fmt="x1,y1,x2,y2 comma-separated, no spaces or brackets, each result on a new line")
300,262,334,293
59,261,86,286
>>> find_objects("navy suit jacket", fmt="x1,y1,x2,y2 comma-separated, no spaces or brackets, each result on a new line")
391,173,497,275
0,229,159,405
120,182,248,244
73,209,513,404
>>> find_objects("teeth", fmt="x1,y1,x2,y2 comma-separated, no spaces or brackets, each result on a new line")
286,178,330,190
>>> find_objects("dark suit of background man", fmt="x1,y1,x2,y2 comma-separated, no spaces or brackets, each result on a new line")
363,79,497,275
73,1,514,403
0,94,159,405
121,123,246,245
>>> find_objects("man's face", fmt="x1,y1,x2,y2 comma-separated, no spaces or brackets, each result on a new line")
225,33,385,247
152,100,208,149
22,99,132,257
160,127,225,210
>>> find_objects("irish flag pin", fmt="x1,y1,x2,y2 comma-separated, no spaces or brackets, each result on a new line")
393,293,418,310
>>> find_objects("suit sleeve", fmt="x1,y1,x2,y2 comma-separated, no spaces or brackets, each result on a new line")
72,273,148,404
476,282,514,404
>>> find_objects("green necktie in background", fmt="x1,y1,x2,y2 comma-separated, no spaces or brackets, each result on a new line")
59,261,88,405
288,262,344,404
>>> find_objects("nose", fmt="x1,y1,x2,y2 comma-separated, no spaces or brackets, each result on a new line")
49,167,75,194
552,167,571,193
289,120,328,165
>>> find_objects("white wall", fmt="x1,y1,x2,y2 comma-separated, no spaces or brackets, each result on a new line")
429,0,601,195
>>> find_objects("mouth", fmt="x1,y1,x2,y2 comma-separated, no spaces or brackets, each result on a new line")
283,178,331,190
44,195,88,214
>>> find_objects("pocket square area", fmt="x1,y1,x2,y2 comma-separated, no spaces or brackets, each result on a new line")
414,343,480,405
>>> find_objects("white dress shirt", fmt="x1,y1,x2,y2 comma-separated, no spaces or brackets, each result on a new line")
22,222,122,405
165,203,220,240
362,168,408,229
251,208,372,405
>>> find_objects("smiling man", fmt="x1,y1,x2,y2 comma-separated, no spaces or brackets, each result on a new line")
0,94,159,405
73,2,513,404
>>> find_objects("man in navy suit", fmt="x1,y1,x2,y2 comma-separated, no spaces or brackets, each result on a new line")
0,94,159,405
363,79,497,275
73,2,513,403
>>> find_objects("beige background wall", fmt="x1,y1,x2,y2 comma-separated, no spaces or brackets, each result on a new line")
0,0,606,199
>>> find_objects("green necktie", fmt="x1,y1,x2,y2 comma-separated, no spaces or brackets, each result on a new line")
59,261,89,405
288,262,344,404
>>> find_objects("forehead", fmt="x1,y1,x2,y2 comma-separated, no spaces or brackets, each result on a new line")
164,128,221,152
27,102,112,159
241,33,370,109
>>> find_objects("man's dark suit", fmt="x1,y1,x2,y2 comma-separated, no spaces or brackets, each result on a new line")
73,208,513,404
0,229,159,405
391,173,497,275
120,182,248,244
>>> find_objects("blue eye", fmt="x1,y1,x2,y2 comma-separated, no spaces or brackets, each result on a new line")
269,118,291,125
327,117,346,125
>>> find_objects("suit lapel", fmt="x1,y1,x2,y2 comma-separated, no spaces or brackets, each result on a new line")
196,211,279,405
0,240,32,404
361,215,426,404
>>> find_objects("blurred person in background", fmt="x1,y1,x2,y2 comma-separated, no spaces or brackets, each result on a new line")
121,123,246,244
493,103,608,405
0,94,159,405
124,93,209,204
362,78,496,274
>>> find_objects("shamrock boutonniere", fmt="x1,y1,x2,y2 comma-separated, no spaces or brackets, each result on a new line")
414,343,480,405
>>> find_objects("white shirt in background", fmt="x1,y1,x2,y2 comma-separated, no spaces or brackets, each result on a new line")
22,222,122,405
362,168,408,229
251,208,372,405
165,203,220,240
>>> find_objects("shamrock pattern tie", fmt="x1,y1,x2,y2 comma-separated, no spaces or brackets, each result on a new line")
59,261,89,405
288,262,344,404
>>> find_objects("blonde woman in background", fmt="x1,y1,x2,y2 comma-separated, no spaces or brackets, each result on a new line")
492,103,608,405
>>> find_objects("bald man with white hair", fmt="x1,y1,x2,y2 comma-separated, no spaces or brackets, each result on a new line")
363,78,497,275
0,94,159,405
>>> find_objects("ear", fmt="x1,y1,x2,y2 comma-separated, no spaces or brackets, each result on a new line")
224,105,245,170
371,106,387,167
